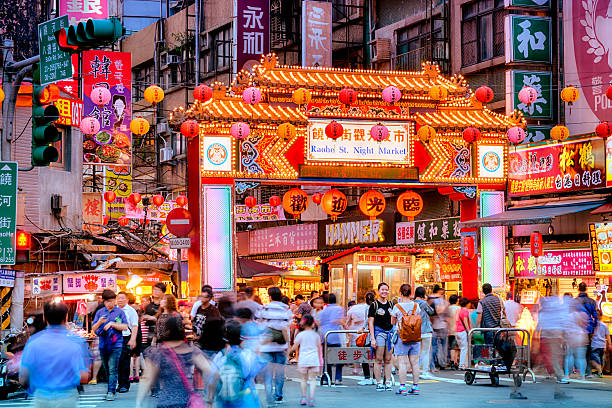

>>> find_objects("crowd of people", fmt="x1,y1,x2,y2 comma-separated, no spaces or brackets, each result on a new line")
14,280,612,407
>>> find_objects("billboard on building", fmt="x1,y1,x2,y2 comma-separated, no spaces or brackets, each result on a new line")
234,0,270,72
59,0,108,25
563,0,612,137
302,1,332,67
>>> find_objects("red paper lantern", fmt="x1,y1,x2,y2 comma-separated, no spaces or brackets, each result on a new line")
596,121,612,139
370,123,390,142
194,84,213,102
269,195,281,207
339,88,357,106
103,191,116,203
463,127,481,143
530,232,543,257
396,191,423,220
463,236,476,260
359,190,386,220
118,216,129,226
152,194,164,207
321,189,347,221
102,215,110,226
176,195,188,207
475,86,494,103
312,192,323,205
282,188,309,219
325,121,344,140
128,193,142,205
245,196,257,208
180,120,199,138
606,85,612,101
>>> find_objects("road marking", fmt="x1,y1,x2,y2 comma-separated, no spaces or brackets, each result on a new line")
0,394,106,407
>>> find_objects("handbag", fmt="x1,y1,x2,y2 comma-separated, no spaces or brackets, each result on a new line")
355,332,370,347
166,346,206,408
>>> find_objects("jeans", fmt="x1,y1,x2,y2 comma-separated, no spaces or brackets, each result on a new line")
564,345,587,377
419,334,432,374
118,336,131,390
323,343,343,383
100,347,122,394
262,351,286,403
431,329,448,369
456,331,468,368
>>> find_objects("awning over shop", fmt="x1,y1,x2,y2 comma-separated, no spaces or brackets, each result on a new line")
237,258,286,279
460,201,604,228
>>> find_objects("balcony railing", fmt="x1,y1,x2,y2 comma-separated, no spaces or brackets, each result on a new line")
392,42,448,72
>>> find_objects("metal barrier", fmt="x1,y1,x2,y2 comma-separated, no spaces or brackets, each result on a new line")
321,329,374,386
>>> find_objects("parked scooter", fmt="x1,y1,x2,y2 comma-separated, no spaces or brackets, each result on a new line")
0,318,34,400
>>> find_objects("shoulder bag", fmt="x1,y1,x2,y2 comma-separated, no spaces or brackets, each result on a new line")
166,346,206,408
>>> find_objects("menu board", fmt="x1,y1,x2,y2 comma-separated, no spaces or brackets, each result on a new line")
589,223,612,272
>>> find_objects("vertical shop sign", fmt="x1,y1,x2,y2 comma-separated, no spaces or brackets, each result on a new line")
302,1,332,67
413,217,461,244
505,15,552,63
0,163,17,265
82,51,132,166
506,70,553,119
103,166,132,219
38,16,72,84
563,0,612,136
234,0,270,71
82,192,104,234
59,0,108,25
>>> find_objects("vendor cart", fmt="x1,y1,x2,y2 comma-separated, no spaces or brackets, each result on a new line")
463,328,535,387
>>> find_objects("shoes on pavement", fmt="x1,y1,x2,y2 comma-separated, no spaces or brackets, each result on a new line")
396,385,408,396
376,382,385,392
421,372,435,380
385,382,393,391
408,385,420,395
118,387,129,393
556,378,570,384
88,379,97,385
105,393,116,401
275,397,283,404
334,380,343,385
308,399,315,407
300,397,307,405
357,378,374,386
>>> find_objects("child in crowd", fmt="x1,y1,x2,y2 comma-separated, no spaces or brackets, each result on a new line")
590,310,610,377
291,315,323,406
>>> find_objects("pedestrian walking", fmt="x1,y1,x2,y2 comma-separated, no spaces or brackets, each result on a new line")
414,286,435,379
291,315,323,406
455,297,471,369
128,294,143,383
142,283,166,348
258,286,292,406
237,286,261,317
391,284,421,396
476,283,502,345
191,284,216,319
575,282,598,377
504,292,522,327
155,294,183,343
429,285,449,371
316,293,345,385
116,291,139,393
92,289,129,401
563,300,588,379
19,302,90,408
368,282,394,391
193,287,226,360
448,294,460,370
590,310,610,377
136,315,213,408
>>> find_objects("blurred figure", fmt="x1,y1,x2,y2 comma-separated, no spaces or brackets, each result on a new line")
116,291,139,393
294,294,312,319
504,292,522,327
563,297,588,380
20,302,89,408
447,294,460,369
455,297,472,369
127,294,143,383
590,310,610,377
429,285,449,371
575,282,598,377
136,315,212,408
142,283,166,349
191,284,215,319
316,293,345,385
193,287,225,360
311,297,325,320
218,295,236,320
291,315,322,406
236,308,262,351
414,286,435,379
237,287,261,317
356,291,376,385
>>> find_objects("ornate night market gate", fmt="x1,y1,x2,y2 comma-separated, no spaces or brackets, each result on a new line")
169,55,524,297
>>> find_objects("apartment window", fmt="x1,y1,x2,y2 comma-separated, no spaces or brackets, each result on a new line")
396,20,442,56
50,127,69,170
212,26,232,70
133,63,153,100
461,0,505,67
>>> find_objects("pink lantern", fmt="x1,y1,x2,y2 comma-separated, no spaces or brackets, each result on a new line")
230,122,250,139
507,126,526,145
80,116,100,135
242,87,262,105
90,87,111,106
382,86,401,103
370,123,389,142
518,86,538,106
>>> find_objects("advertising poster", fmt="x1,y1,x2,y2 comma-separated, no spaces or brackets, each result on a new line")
234,0,270,71
104,166,132,220
235,204,286,222
63,273,117,293
250,224,318,254
509,137,605,196
31,275,61,296
563,0,612,137
302,1,332,67
82,51,132,166
434,249,462,282
514,248,594,278
589,223,612,273
82,192,104,234
59,0,108,25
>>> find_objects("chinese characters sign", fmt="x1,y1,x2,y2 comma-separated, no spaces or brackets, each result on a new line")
82,193,103,234
38,16,72,85
434,249,462,282
54,97,83,127
235,0,270,71
513,249,594,278
412,217,461,244
104,166,131,220
307,119,411,164
0,270,16,287
302,1,332,67
60,0,108,25
563,0,612,136
327,347,375,364
509,137,605,196
589,223,612,273
521,126,552,145
31,275,61,296
507,71,552,119
63,273,117,293
505,15,552,63
396,222,415,245
235,204,286,222
249,224,317,255
82,51,132,166
0,163,17,265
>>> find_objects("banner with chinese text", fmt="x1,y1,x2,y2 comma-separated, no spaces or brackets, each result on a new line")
235,0,270,71
236,204,286,222
302,1,332,67
509,137,605,196
31,275,61,296
513,248,594,278
505,15,552,63
60,0,108,25
506,70,552,119
413,217,461,244
104,166,131,219
434,249,462,282
250,224,317,255
82,192,103,234
63,273,117,293
82,51,132,166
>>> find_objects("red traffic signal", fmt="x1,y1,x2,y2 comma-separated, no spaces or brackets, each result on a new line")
16,230,31,250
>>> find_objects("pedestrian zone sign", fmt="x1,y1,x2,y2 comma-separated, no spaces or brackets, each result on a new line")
0,163,17,265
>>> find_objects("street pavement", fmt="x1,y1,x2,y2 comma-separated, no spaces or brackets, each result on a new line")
1,367,611,407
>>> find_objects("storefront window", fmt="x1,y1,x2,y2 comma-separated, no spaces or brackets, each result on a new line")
357,265,381,302
384,267,408,301
330,267,345,306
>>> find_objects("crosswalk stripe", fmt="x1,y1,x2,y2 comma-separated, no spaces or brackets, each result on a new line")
0,395,105,407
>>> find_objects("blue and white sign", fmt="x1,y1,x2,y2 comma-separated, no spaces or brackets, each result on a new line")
477,144,506,179
202,136,232,172
307,119,411,164
0,269,15,287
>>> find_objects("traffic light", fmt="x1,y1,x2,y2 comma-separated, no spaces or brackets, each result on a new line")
32,84,61,166
55,18,125,53
15,230,31,264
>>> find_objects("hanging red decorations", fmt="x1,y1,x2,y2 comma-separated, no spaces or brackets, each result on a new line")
245,196,257,208
475,86,494,103
152,194,164,207
90,87,111,106
102,215,110,226
242,87,262,104
321,189,347,221
339,88,357,106
530,232,543,257
269,195,281,207
312,192,323,205
325,121,344,140
359,190,386,220
507,126,526,145
176,195,188,207
370,123,390,142
180,120,199,138
193,84,213,102
230,122,250,140
396,191,423,221
463,236,476,260
128,193,142,205
382,86,401,103
595,121,612,139
282,188,309,219
463,127,481,143
118,216,129,226
518,86,538,106
103,191,116,203
607,85,612,101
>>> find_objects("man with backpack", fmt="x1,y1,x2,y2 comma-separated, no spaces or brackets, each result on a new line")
391,284,422,396
257,287,293,406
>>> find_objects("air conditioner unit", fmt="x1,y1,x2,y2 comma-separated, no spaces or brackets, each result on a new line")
373,38,391,62
156,122,170,135
160,146,174,162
